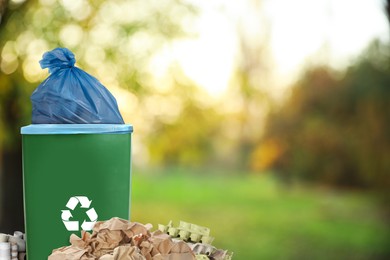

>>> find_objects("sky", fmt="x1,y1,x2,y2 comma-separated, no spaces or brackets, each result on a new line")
151,0,389,98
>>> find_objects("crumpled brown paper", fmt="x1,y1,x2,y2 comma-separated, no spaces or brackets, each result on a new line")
99,245,145,260
48,218,195,260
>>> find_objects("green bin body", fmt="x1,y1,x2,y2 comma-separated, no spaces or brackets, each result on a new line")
21,124,133,259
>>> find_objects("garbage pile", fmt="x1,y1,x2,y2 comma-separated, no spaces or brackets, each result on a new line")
157,221,232,260
0,231,26,260
49,218,232,260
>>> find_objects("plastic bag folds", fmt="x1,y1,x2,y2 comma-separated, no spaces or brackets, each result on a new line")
31,47,124,124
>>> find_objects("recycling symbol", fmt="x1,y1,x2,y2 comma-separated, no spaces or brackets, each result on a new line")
61,196,98,231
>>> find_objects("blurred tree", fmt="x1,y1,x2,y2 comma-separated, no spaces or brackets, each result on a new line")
0,0,34,234
220,0,273,169
147,74,223,167
0,0,195,233
143,0,274,170
254,41,390,196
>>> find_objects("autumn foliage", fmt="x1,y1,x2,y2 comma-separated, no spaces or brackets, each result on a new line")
253,42,390,192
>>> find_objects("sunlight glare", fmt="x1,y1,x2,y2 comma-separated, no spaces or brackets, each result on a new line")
161,0,389,97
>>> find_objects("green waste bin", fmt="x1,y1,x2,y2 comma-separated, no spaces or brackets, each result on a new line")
21,124,133,259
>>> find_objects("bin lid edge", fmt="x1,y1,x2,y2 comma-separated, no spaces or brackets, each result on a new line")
21,124,133,134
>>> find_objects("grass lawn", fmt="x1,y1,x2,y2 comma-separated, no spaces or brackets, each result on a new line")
131,169,389,259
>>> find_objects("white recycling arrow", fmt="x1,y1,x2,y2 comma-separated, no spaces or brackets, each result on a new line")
86,208,98,221
80,208,98,231
76,196,92,208
66,196,92,209
63,221,79,231
66,197,79,210
62,196,98,231
61,210,72,221
81,220,95,231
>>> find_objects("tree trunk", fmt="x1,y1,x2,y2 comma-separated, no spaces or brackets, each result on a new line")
0,145,24,233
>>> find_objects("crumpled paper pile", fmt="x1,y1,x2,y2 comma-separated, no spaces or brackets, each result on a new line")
48,218,195,260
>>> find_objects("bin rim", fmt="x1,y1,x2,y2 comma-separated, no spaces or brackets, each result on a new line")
21,124,133,134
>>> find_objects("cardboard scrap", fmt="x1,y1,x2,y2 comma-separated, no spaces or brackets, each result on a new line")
157,221,233,260
189,243,231,260
48,218,195,260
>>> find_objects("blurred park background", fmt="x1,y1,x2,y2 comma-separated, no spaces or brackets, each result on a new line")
0,0,390,258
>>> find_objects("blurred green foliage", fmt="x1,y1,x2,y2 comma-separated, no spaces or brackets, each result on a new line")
132,169,390,259
0,0,196,146
149,101,222,166
254,41,390,193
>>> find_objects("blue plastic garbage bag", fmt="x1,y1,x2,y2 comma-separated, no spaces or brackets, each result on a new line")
31,47,124,124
